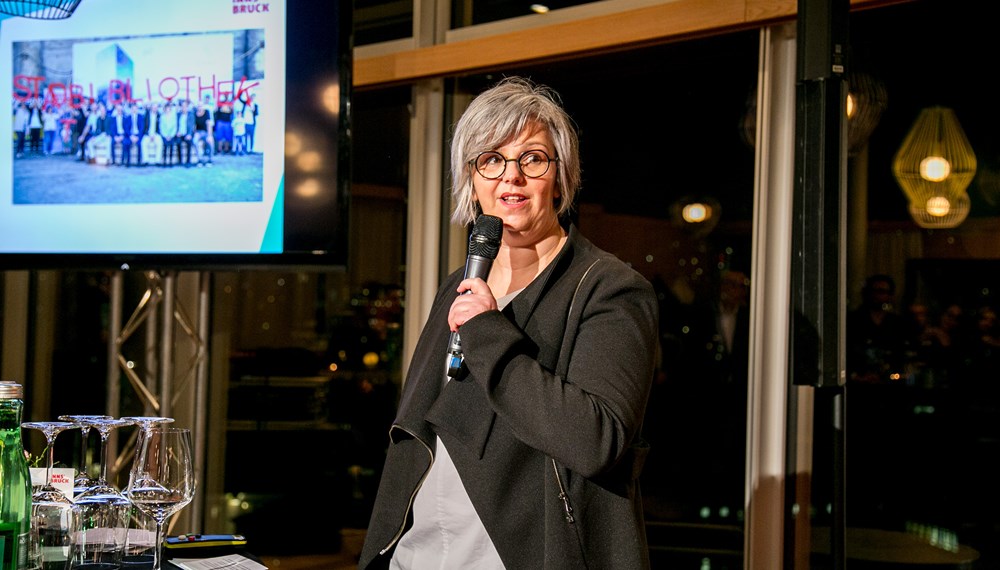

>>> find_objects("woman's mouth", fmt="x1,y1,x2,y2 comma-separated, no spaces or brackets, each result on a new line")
501,194,526,204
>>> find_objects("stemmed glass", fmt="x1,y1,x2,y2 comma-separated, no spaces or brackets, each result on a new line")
73,417,134,569
119,417,175,567
120,417,174,434
21,421,81,570
57,414,112,497
123,427,196,570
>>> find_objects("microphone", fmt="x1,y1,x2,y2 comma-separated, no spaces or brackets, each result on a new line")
446,214,503,378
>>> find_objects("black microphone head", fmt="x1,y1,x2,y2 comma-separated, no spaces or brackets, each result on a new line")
469,214,503,260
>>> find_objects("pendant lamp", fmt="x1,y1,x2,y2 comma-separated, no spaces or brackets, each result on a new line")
739,72,887,155
670,195,721,238
892,106,976,228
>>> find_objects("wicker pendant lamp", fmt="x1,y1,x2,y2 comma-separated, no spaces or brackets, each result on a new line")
739,71,887,155
892,106,976,228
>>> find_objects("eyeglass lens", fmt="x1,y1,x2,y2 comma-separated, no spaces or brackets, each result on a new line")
475,150,553,179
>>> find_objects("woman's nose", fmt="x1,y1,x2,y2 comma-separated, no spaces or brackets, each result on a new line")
502,160,525,183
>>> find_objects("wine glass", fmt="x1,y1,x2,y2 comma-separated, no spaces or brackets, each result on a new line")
120,417,174,434
57,414,112,497
119,417,174,567
73,417,134,569
123,427,196,570
21,421,81,570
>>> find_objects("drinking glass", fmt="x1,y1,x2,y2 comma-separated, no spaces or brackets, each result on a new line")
119,417,174,568
21,421,81,570
120,417,174,435
72,417,134,569
123,427,196,570
57,414,112,497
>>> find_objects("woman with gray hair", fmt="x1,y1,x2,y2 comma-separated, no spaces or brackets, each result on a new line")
360,76,658,569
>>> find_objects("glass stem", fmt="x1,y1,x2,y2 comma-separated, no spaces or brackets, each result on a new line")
153,520,165,570
79,426,90,478
99,433,110,484
45,436,55,486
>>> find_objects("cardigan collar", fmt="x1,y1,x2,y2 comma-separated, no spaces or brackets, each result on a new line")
501,224,579,329
392,224,585,454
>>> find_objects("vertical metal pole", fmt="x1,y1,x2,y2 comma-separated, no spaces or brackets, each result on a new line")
145,273,161,415
106,273,124,483
159,272,176,420
745,22,797,570
402,80,445,375
793,0,849,567
106,273,124,415
190,271,211,528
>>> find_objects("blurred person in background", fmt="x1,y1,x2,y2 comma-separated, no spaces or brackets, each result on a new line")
847,274,907,383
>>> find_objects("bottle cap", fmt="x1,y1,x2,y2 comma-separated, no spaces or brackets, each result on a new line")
0,381,24,399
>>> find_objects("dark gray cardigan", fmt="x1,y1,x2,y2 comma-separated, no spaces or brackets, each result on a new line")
360,225,658,569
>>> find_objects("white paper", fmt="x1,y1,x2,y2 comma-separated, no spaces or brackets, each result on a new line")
169,554,267,570
29,467,75,500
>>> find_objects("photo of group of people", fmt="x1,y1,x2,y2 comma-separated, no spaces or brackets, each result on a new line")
13,92,259,167
1,0,292,257
8,28,268,205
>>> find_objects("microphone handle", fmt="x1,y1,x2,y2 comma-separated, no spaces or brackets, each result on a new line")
447,330,464,378
446,254,494,378
463,254,494,284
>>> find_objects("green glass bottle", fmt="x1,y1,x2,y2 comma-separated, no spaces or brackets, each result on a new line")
0,382,31,570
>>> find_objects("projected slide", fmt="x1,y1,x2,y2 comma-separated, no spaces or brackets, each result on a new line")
1,0,285,254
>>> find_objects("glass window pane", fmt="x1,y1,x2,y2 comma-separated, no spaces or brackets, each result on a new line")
355,0,414,45
816,0,1000,567
452,0,602,29
214,85,412,547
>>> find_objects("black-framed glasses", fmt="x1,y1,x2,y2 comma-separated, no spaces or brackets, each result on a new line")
472,150,558,179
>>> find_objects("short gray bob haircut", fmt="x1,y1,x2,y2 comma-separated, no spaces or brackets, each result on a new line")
450,76,581,226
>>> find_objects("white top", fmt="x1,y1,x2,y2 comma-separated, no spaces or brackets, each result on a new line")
390,289,522,570
43,111,58,130
147,112,158,136
389,435,505,570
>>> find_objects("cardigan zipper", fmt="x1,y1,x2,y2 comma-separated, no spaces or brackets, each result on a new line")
380,425,435,556
548,258,599,526
551,459,575,524
381,256,598,552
